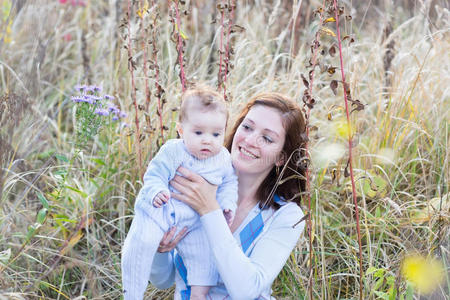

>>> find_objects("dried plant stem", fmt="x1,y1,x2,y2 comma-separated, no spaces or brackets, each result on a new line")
303,2,325,298
333,1,364,299
140,0,151,135
223,0,235,100
173,0,187,91
127,0,143,178
150,0,165,144
218,2,225,91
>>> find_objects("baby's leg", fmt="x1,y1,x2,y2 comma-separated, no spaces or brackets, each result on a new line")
121,211,163,300
176,225,218,289
190,285,210,300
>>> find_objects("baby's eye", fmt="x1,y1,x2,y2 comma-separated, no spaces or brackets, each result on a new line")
213,133,221,137
195,131,202,135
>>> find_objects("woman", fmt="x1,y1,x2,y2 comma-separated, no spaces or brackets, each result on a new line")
149,92,307,299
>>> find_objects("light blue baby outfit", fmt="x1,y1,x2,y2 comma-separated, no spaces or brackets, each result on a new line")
122,139,238,300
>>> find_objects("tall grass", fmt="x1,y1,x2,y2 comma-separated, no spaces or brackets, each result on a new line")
0,0,448,299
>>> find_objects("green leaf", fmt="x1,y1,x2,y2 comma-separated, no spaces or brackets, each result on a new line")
362,174,387,198
65,185,88,198
54,214,76,223
54,169,68,176
36,208,47,224
375,206,381,218
37,149,56,160
366,266,379,275
54,154,69,163
37,192,49,209
375,277,385,290
26,224,40,241
388,285,397,300
374,268,385,278
374,291,389,300
91,158,106,166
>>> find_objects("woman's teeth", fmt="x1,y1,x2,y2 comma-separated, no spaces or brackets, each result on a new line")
240,147,257,159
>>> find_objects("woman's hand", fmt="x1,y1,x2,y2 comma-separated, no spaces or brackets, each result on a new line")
157,226,188,253
170,166,220,216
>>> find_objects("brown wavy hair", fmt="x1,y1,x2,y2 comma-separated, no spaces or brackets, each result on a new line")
224,92,307,209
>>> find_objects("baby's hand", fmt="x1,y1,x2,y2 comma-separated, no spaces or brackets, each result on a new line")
153,191,170,208
223,209,234,227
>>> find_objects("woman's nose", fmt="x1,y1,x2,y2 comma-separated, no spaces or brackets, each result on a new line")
244,132,259,146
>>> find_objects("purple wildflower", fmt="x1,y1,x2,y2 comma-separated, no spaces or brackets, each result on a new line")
104,94,115,100
94,108,109,116
80,94,94,104
107,105,120,115
112,116,119,121
71,96,82,103
93,85,102,93
119,111,127,118
91,95,103,102
85,86,95,93
120,122,130,129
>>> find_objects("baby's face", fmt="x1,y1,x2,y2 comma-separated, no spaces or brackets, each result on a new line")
178,110,227,160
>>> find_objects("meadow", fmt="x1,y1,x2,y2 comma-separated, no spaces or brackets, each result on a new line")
0,0,449,299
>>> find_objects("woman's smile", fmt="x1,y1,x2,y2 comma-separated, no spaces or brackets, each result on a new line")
238,146,259,159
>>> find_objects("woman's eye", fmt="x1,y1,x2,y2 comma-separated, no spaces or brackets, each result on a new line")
213,133,220,137
263,136,273,143
242,124,251,131
195,131,202,135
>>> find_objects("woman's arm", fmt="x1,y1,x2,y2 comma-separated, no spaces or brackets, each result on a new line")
201,204,304,299
149,226,188,289
170,167,304,299
149,252,175,289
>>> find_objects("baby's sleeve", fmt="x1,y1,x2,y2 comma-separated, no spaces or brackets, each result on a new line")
215,152,238,212
134,140,180,213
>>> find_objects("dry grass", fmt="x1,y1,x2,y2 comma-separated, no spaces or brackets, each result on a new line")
0,0,449,299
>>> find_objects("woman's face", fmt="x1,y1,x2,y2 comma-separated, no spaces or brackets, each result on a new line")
231,105,286,176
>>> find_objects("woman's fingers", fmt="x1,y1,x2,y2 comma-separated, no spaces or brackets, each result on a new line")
172,174,193,186
177,166,202,182
172,226,188,244
157,226,188,253
170,177,196,200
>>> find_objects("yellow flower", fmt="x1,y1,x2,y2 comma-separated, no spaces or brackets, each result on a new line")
401,254,445,294
137,0,149,19
334,119,353,139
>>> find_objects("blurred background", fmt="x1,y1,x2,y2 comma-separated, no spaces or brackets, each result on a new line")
0,0,448,299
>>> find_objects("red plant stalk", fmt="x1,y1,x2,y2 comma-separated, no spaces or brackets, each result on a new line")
173,0,187,91
333,1,364,299
218,1,225,91
150,0,165,144
127,0,143,178
140,0,151,128
303,2,326,298
223,0,236,100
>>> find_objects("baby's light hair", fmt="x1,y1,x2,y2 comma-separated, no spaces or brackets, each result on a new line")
179,86,228,123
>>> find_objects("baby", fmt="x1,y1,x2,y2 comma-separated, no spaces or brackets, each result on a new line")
122,87,238,300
